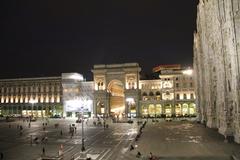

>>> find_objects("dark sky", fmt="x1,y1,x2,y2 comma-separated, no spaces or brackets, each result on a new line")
0,0,198,80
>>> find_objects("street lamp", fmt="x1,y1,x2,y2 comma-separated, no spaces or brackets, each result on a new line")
81,108,85,152
81,99,87,152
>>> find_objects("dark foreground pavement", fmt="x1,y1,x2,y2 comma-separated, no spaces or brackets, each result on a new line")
127,120,240,160
0,119,240,160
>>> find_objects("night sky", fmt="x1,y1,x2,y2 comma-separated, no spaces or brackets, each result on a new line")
0,1,198,80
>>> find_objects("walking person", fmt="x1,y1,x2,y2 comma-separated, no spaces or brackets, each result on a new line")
42,147,45,155
130,145,134,151
136,151,141,158
149,152,153,160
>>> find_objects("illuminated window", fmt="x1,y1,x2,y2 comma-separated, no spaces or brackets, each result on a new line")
10,97,14,103
176,94,180,100
175,104,181,115
51,96,54,103
156,104,162,115
189,103,196,115
15,97,18,103
148,104,155,117
24,97,28,103
45,96,49,103
156,91,161,100
182,103,188,115
184,94,187,99
142,105,148,116
40,96,44,103
20,97,23,103
6,97,9,103
56,95,60,103
191,93,194,99
1,97,4,103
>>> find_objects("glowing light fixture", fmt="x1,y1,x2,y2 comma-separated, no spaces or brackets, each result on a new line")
182,69,193,75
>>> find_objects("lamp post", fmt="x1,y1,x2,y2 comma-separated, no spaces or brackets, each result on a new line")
81,103,85,152
81,110,85,152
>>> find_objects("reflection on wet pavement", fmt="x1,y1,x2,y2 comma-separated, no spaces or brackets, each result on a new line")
164,123,203,143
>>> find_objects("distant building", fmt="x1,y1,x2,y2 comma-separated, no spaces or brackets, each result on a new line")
0,63,196,119
0,77,62,117
140,64,195,118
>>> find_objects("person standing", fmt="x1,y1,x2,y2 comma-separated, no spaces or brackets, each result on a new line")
149,152,153,160
0,152,3,159
136,151,141,158
42,147,45,155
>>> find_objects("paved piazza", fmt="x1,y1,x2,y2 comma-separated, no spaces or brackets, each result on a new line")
0,118,240,160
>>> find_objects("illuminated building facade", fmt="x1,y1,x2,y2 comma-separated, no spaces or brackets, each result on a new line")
0,63,196,118
0,77,62,117
92,63,196,118
140,65,196,118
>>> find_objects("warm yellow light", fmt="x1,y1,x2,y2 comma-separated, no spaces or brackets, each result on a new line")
57,95,60,103
40,96,44,103
45,96,49,103
15,97,18,103
25,97,28,103
51,96,54,103
20,97,23,103
10,97,14,103
182,69,193,75
29,99,37,104
101,108,105,114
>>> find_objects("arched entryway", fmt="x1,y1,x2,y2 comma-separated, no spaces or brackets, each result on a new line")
107,80,125,117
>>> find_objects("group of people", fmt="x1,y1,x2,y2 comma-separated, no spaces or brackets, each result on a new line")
130,144,155,159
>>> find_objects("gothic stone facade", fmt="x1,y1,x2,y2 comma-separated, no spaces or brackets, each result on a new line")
194,0,240,143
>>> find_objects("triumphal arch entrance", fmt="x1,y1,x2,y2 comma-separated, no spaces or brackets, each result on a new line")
92,63,141,118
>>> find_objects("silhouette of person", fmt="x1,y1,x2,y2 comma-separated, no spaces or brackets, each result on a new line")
0,152,3,159
42,147,45,155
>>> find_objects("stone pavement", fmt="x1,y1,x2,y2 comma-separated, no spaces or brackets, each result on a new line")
127,120,240,160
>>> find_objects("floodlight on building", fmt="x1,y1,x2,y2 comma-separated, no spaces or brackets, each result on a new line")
182,69,193,75
69,74,84,81
62,73,84,81
126,97,134,103
65,99,82,109
29,99,37,104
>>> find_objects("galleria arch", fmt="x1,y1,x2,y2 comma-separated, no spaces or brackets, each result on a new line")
92,63,141,117
107,79,125,115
